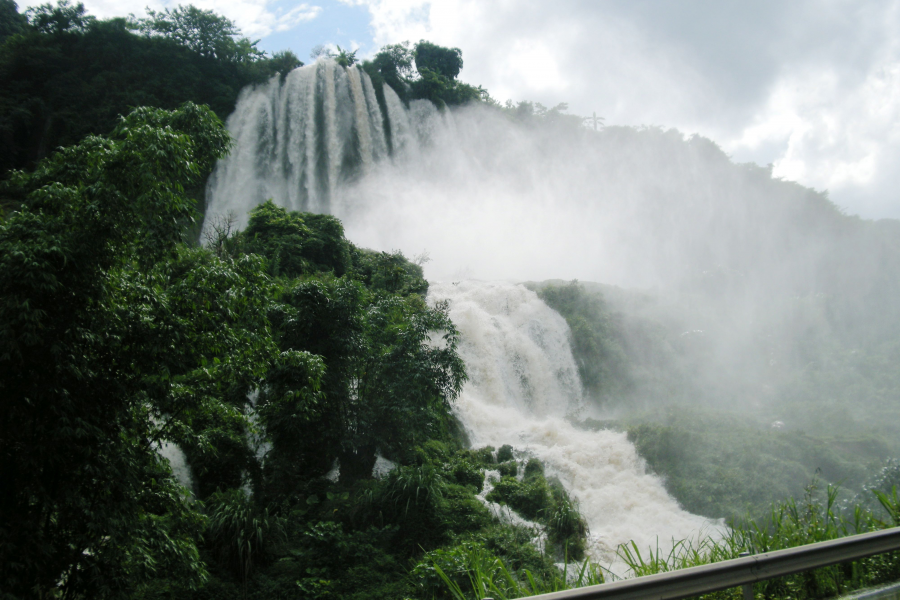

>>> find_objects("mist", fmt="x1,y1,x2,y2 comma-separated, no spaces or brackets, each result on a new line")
205,59,900,541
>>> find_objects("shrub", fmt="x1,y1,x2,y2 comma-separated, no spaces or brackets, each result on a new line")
205,489,283,592
547,498,589,560
445,458,485,492
497,460,518,478
523,459,545,479
457,445,496,466
486,477,552,521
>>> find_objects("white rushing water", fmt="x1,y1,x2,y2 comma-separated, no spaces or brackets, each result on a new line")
429,281,718,571
206,60,391,221
158,441,195,495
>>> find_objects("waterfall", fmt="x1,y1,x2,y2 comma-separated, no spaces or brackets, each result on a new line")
203,62,666,286
158,441,195,495
204,62,721,568
205,59,394,224
382,84,416,157
346,66,373,171
429,281,718,569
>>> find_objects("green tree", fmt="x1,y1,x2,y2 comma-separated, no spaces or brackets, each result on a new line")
25,0,93,34
0,3,294,178
268,278,466,484
363,40,483,109
0,103,322,598
241,199,352,277
371,41,414,89
267,49,302,77
347,295,466,473
237,202,467,487
334,44,357,67
414,40,463,79
135,4,263,63
0,0,28,43
263,275,366,490
410,65,482,107
407,41,482,107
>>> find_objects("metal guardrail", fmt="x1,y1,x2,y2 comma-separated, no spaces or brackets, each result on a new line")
852,581,900,599
522,527,900,600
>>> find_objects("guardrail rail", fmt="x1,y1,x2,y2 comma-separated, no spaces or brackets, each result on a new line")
519,527,900,600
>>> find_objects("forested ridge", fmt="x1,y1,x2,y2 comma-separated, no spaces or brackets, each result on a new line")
4,2,900,599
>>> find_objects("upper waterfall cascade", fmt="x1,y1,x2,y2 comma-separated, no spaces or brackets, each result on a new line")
205,60,436,223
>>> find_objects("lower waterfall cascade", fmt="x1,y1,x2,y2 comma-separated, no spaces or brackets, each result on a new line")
428,281,719,570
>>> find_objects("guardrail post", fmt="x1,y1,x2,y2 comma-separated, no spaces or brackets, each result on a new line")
739,551,753,600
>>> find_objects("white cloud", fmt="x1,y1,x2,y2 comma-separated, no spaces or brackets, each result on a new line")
505,41,567,94
726,36,900,215
346,0,900,218
273,4,323,33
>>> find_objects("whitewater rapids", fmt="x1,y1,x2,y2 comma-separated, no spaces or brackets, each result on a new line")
429,280,719,571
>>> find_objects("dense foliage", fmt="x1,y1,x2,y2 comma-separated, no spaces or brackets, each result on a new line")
0,98,592,598
0,101,291,598
0,1,299,181
361,39,486,111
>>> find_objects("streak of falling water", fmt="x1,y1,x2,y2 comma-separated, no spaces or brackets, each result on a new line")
322,60,339,213
158,441,195,495
347,65,373,172
361,72,388,160
300,66,319,211
382,84,416,158
429,280,720,572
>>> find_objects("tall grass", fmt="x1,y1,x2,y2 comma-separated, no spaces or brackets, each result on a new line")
429,545,605,600
433,481,900,600
618,481,900,599
205,489,284,598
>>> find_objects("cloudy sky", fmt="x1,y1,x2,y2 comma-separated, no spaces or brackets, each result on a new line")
23,0,900,219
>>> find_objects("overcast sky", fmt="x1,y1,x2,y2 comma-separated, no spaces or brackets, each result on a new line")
22,0,900,219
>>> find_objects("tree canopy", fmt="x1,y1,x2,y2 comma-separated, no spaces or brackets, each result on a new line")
362,39,485,109
0,102,323,598
0,0,28,42
414,40,463,79
134,4,264,63
0,1,300,182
